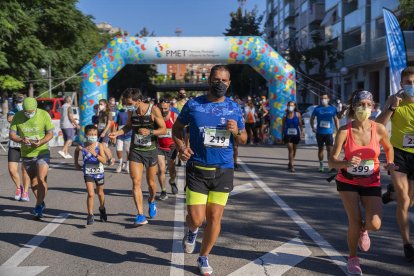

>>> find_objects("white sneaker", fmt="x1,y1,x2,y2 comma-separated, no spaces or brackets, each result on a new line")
65,154,73,159
124,162,130,173
116,164,122,173
58,151,66,158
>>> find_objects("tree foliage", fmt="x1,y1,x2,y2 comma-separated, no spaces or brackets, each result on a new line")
0,0,110,97
400,0,414,29
223,7,266,97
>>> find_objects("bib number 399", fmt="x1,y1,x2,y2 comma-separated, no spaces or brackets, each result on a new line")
347,160,375,176
204,128,230,147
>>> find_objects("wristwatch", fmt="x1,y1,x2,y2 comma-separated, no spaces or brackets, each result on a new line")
388,105,396,112
149,129,154,135
236,129,242,136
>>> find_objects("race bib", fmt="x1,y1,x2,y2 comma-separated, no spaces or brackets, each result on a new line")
111,111,116,118
159,129,172,138
85,163,104,175
347,160,375,176
287,128,298,135
98,123,106,130
203,128,230,147
403,134,414,148
9,140,21,148
320,121,331,128
134,134,152,147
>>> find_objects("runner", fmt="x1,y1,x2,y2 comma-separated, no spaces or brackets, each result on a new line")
109,88,166,225
114,98,132,174
310,92,339,172
156,98,179,200
97,99,114,165
244,99,258,144
282,101,304,172
176,88,187,113
9,97,54,218
172,65,247,275
329,90,396,275
59,96,78,159
6,95,29,201
74,124,108,225
376,66,414,260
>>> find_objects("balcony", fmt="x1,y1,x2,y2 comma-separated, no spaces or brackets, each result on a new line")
308,2,325,24
344,8,365,33
344,31,414,67
325,22,342,40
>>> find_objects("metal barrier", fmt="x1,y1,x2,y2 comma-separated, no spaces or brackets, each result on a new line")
0,118,10,152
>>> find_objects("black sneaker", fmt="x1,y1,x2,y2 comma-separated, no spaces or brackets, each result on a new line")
382,183,395,204
87,214,94,225
99,207,107,222
159,191,168,200
170,183,178,195
404,243,414,261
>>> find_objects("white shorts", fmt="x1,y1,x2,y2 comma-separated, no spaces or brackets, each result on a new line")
116,139,131,152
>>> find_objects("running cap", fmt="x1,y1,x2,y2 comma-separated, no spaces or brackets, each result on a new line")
352,90,373,106
23,97,37,111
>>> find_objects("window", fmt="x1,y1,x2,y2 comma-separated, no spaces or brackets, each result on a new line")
300,1,308,13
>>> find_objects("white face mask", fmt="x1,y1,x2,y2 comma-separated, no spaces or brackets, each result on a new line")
16,103,23,111
99,104,105,111
321,99,329,106
24,111,36,118
288,106,295,112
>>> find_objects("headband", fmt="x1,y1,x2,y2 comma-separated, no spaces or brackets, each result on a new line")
352,90,373,105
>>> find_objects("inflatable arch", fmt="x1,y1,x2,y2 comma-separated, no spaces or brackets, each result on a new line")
80,36,296,142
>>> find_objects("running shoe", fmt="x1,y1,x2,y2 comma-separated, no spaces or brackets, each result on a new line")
41,201,46,212
124,162,130,174
183,228,198,254
319,162,324,172
170,182,178,195
404,243,414,261
382,183,395,204
290,166,295,173
134,214,148,225
116,163,122,173
65,153,73,159
99,207,107,222
159,191,168,201
14,186,22,201
21,191,30,202
358,230,370,252
347,256,362,275
58,150,66,158
234,163,239,171
197,256,213,275
148,200,157,218
86,214,94,225
33,204,43,218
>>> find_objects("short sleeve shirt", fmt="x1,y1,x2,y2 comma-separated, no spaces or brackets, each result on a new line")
177,96,245,169
10,109,54,157
312,105,337,135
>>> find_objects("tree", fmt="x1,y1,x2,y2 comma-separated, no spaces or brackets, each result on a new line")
223,7,266,97
400,0,414,29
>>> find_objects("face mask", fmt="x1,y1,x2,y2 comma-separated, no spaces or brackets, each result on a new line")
16,103,23,111
99,104,105,111
354,106,372,122
403,85,414,97
87,136,98,143
162,110,169,117
321,99,328,106
211,81,228,98
125,105,136,111
24,111,36,118
288,106,295,112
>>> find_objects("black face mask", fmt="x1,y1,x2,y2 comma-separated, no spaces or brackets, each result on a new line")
162,110,169,117
211,81,228,98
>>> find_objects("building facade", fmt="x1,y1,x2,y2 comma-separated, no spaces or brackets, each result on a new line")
265,0,414,106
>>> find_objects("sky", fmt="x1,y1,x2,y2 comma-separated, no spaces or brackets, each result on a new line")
77,0,267,74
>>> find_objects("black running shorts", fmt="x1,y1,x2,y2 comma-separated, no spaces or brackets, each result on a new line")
129,149,158,168
336,180,381,197
393,147,414,180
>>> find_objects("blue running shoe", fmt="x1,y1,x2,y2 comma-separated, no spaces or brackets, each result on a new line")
134,214,148,225
197,256,213,275
41,201,46,211
148,200,157,218
33,204,43,218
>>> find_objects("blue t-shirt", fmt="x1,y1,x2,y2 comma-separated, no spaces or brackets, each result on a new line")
312,105,337,135
116,110,132,140
177,96,245,169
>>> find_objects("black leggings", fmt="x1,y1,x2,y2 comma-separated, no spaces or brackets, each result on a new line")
245,123,258,144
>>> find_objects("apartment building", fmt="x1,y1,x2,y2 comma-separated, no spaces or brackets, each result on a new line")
265,0,414,106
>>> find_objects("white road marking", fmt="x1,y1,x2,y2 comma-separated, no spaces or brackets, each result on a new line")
230,183,254,196
0,213,70,276
239,160,348,274
227,238,312,276
170,167,185,276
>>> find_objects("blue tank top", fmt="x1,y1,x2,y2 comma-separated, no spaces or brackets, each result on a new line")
284,112,300,137
82,143,104,179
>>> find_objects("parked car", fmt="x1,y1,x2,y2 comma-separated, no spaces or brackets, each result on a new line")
36,98,64,119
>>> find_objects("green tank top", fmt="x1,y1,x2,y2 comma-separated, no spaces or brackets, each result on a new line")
390,100,414,153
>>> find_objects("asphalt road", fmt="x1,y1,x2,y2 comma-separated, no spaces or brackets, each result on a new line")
0,145,413,276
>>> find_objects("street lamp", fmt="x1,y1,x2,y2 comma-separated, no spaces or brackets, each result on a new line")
39,65,52,98
339,66,348,101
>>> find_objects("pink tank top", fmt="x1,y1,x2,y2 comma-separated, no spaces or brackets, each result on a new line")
336,121,381,187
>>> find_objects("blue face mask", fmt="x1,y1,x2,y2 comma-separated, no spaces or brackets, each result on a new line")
403,85,414,97
86,136,98,143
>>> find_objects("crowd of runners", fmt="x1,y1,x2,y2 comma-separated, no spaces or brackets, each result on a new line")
4,65,414,275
